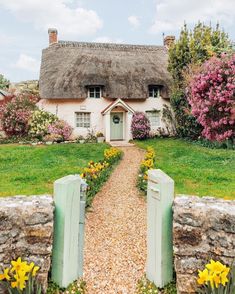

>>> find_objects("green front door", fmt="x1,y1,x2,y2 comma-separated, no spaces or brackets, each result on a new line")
110,112,124,140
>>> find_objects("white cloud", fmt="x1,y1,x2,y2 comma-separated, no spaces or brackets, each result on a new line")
128,15,140,29
0,0,103,38
14,54,40,72
94,36,124,43
150,0,235,34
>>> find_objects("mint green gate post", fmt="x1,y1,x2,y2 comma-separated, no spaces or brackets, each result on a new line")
52,175,81,288
146,169,174,288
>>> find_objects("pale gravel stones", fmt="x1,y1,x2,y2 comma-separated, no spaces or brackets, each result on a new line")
84,147,146,294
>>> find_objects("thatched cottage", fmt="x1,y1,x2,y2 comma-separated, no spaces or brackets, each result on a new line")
39,29,173,142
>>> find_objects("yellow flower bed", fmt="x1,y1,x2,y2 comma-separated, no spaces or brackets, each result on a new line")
81,147,122,206
81,160,109,180
140,147,155,174
0,257,40,293
104,147,122,161
138,147,156,193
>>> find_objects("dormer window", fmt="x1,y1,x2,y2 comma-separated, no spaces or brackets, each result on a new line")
88,86,101,98
149,85,161,98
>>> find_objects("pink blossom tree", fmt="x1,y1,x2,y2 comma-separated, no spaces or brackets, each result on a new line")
187,54,235,143
0,94,38,136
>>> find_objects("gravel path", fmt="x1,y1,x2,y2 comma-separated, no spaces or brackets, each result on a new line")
83,146,147,294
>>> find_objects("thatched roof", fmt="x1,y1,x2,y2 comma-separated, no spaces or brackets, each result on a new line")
39,41,171,99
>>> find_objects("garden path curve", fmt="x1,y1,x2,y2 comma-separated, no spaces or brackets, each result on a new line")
84,146,147,294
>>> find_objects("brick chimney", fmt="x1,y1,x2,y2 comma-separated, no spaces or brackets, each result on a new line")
164,35,175,49
48,28,58,45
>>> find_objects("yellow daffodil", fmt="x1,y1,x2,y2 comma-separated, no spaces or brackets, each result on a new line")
212,273,221,288
206,260,227,275
32,265,40,277
197,268,209,285
11,257,27,273
11,271,29,290
0,268,11,281
220,268,229,286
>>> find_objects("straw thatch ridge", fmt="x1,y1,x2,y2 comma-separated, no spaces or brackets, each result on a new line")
39,41,172,99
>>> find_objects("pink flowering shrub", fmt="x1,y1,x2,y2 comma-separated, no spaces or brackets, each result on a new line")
131,112,150,139
187,54,235,142
0,94,38,136
47,120,73,141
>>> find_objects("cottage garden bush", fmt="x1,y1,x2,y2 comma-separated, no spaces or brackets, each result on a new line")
131,112,150,140
48,120,73,141
0,94,38,136
0,94,74,143
29,109,58,139
187,54,235,144
168,22,232,140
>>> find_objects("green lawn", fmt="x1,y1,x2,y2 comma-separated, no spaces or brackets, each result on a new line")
0,143,109,196
136,138,235,199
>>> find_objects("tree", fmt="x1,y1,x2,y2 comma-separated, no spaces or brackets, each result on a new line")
168,22,232,139
0,74,10,90
187,54,235,143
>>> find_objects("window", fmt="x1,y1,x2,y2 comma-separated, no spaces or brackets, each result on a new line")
146,111,160,127
149,85,161,98
76,112,91,128
88,86,101,98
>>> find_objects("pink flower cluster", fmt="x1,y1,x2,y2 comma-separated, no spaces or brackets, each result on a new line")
187,54,235,142
131,112,151,139
47,120,73,140
0,94,37,136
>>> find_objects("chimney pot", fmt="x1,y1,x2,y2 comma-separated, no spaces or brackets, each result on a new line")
164,35,175,49
48,28,58,45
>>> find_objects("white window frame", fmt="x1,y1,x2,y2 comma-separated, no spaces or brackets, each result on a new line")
75,112,91,128
149,85,161,98
88,86,101,98
146,111,161,128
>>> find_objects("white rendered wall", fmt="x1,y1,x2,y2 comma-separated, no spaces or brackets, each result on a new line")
38,97,170,141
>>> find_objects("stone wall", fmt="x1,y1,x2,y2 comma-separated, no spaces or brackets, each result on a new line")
0,195,54,292
173,195,235,293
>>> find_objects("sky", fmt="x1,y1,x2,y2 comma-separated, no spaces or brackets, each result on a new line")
0,0,235,82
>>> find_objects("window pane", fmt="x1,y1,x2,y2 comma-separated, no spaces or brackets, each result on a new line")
76,112,90,127
146,111,160,127
88,86,101,98
149,86,160,98
89,91,95,98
